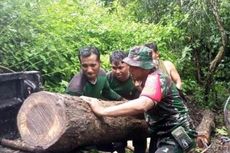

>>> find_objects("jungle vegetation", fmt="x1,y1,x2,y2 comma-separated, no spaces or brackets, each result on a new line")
0,0,229,110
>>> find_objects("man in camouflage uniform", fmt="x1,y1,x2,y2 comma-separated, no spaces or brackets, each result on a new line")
107,51,146,153
83,46,196,153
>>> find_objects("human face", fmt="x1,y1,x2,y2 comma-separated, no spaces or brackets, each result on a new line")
80,54,100,81
152,50,159,60
129,66,148,82
111,61,129,81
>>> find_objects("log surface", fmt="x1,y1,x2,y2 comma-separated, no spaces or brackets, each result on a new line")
17,91,148,152
196,109,215,148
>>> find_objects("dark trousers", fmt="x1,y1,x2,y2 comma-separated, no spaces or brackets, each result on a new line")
70,142,126,153
112,141,126,153
148,136,183,153
133,137,147,153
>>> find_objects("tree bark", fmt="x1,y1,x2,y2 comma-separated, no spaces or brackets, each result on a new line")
194,48,204,85
17,91,148,152
196,110,215,148
0,138,45,153
204,0,228,101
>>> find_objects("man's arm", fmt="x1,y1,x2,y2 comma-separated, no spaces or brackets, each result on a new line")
102,78,123,100
83,96,155,117
163,60,182,89
84,72,164,117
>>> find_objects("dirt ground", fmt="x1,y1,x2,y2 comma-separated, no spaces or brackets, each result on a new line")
186,98,230,153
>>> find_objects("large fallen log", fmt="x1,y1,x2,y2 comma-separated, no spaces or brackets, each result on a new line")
196,109,215,148
17,91,148,152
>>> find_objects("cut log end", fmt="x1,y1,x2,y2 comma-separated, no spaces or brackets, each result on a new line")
16,91,148,152
17,91,66,149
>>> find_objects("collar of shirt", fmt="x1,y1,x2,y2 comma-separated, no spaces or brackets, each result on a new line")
88,78,97,85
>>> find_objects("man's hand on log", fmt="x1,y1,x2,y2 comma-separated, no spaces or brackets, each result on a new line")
80,96,104,116
80,96,99,103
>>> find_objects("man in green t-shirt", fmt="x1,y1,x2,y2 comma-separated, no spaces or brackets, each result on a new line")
107,51,147,153
107,51,139,100
66,46,122,101
66,46,122,152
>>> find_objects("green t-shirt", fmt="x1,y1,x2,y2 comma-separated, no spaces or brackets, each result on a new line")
107,72,139,100
66,69,122,100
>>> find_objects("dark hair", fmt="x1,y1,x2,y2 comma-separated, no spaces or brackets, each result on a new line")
144,42,158,53
110,50,128,63
78,46,100,61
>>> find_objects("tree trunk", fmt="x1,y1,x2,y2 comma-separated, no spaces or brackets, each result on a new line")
196,110,215,148
17,91,148,152
203,0,228,102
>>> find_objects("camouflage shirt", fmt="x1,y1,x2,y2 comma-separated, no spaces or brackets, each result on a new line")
140,70,191,135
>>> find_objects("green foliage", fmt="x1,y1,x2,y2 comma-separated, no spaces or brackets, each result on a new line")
182,79,205,107
135,0,230,108
207,81,230,109
0,0,183,93
216,126,228,136
1,0,229,110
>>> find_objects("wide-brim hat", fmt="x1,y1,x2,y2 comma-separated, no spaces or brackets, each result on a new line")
123,46,154,70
